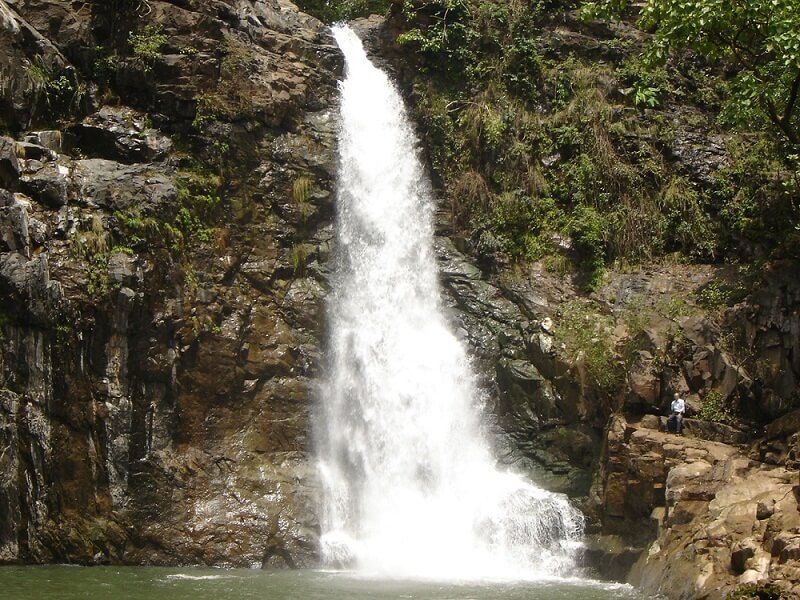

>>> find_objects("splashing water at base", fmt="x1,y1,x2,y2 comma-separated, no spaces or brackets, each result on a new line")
316,25,584,581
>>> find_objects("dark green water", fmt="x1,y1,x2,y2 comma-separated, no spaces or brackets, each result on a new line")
0,566,650,600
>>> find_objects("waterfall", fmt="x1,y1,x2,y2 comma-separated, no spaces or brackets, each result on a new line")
316,25,584,580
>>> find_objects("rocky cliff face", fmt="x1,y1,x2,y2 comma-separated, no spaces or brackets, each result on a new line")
0,0,340,567
620,415,800,599
1,1,799,598
436,235,800,598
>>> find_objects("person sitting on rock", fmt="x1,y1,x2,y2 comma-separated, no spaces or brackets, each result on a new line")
665,392,685,434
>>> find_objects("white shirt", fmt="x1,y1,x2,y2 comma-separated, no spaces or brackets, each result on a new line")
671,398,685,414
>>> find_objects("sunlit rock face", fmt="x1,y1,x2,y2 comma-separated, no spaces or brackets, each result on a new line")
0,0,339,567
596,415,800,599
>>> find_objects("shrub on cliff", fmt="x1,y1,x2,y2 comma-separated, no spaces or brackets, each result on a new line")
395,0,800,276
726,582,785,600
581,0,800,146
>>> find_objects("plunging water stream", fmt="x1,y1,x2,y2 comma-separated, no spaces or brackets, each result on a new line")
316,26,584,580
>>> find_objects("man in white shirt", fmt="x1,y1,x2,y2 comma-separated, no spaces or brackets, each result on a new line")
666,392,685,434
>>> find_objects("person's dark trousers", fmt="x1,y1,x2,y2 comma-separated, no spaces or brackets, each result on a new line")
666,413,683,433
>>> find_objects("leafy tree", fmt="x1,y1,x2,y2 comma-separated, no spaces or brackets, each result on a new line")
581,0,800,145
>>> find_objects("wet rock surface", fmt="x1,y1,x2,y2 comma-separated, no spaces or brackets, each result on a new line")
435,237,604,498
0,0,335,568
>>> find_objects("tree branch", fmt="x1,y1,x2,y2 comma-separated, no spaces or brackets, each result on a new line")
764,93,799,146
783,68,800,125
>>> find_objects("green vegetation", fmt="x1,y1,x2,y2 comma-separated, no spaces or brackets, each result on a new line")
394,0,800,288
655,296,691,320
185,265,198,294
292,176,313,205
86,253,114,297
284,176,317,277
187,41,274,135
659,176,717,262
292,175,314,223
93,47,119,80
715,140,800,256
25,56,86,120
54,323,71,335
128,25,168,73
190,313,222,339
581,0,800,146
290,243,310,277
554,300,621,390
113,168,222,255
103,165,226,305
70,218,141,297
696,280,733,310
113,209,162,247
698,389,734,424
110,244,135,256
725,583,785,600
72,215,110,259
93,46,120,104
617,55,670,109
696,266,758,310
192,93,216,130
611,292,698,370
174,170,221,246
397,1,674,286
70,215,115,298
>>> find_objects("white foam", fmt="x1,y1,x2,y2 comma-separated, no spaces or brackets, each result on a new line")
316,25,584,581
163,573,227,581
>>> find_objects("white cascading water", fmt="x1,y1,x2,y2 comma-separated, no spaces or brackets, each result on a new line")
317,25,584,580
